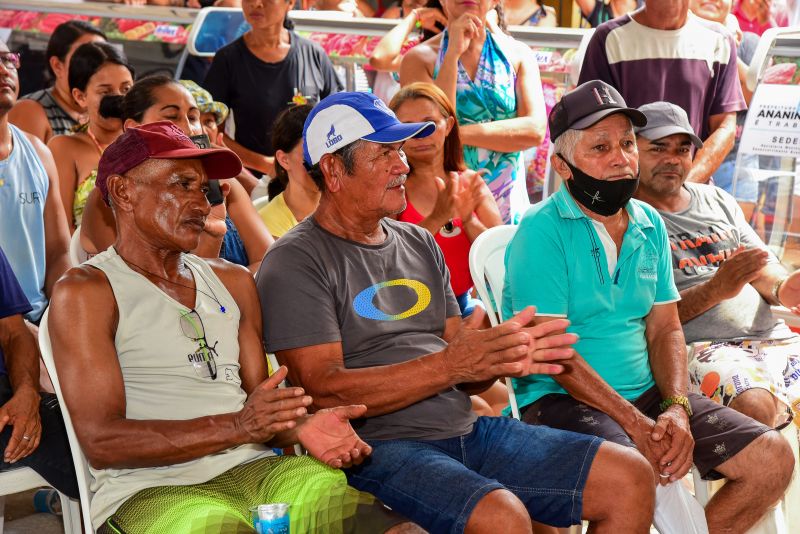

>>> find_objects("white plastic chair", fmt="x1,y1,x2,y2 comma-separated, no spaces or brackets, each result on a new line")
468,225,520,418
68,227,89,267
37,308,95,534
0,467,81,534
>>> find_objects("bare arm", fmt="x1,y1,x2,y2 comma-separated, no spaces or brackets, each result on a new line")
48,263,313,470
31,136,71,294
458,40,546,152
685,112,737,184
277,307,569,416
9,100,53,144
222,134,274,177
677,246,769,323
47,135,79,233
645,303,687,401
0,313,42,463
371,8,448,72
462,171,502,242
0,315,39,394
370,13,419,72
645,302,695,483
532,315,669,469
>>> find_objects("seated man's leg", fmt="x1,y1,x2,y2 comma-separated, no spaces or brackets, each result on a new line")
683,393,795,533
347,417,654,533
467,416,654,533
100,455,406,534
0,377,78,499
345,436,533,533
689,340,796,428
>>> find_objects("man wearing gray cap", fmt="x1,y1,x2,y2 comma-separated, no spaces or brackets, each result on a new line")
633,101,797,524
505,83,793,533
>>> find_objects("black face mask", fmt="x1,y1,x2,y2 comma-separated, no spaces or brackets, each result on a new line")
98,94,124,120
560,155,638,217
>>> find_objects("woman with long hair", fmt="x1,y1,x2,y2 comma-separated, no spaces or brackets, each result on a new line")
80,76,273,272
9,20,106,142
48,42,133,232
390,82,501,317
399,0,547,224
258,104,319,239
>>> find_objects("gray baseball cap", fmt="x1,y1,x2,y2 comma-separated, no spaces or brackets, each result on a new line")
634,102,703,149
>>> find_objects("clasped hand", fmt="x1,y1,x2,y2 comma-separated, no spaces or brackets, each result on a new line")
443,306,577,384
631,408,694,485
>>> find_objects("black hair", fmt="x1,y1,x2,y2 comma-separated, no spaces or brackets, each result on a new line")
268,104,314,200
45,20,106,79
494,1,508,33
422,0,445,40
307,140,363,193
68,42,134,93
119,74,182,123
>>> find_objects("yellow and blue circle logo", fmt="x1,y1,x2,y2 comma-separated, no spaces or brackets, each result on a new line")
353,278,431,321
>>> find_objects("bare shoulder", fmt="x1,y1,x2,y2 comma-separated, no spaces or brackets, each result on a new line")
20,130,55,161
9,98,47,120
50,264,118,330
205,257,256,295
52,264,114,303
405,35,440,62
47,132,87,151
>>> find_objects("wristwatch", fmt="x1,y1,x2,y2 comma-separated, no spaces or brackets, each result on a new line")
660,395,692,418
772,275,788,306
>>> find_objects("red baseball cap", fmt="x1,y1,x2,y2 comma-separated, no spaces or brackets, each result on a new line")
96,121,242,205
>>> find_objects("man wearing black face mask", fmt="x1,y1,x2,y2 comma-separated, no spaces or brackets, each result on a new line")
504,81,792,533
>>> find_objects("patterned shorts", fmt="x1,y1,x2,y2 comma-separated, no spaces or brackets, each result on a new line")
689,338,800,428
97,455,405,534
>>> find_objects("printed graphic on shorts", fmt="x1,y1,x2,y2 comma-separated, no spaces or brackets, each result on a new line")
352,279,432,321
689,340,799,427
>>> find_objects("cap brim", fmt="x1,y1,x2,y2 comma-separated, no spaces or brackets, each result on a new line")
151,147,243,180
572,108,648,131
362,121,436,144
636,124,704,149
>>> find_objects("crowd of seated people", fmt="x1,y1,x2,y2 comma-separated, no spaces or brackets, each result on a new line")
1,1,799,533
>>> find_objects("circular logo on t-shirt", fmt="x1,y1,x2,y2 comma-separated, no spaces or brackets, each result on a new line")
352,278,431,321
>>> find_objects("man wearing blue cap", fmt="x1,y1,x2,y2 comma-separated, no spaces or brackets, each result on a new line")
258,91,656,533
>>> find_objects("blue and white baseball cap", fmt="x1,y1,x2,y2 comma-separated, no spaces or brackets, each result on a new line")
303,91,436,167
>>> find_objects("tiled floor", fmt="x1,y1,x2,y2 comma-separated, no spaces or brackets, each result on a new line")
2,490,63,534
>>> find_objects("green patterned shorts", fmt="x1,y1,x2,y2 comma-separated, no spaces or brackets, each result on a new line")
98,455,405,533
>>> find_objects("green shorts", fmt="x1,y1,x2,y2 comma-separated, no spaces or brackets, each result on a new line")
98,455,405,533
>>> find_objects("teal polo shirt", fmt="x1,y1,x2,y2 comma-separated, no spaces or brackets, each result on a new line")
502,185,680,411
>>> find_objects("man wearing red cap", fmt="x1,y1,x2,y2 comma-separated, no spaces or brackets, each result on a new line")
47,121,411,533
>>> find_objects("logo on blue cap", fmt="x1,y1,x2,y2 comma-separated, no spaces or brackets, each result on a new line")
326,124,343,148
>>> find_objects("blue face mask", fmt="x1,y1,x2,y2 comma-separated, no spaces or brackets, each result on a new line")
559,154,639,217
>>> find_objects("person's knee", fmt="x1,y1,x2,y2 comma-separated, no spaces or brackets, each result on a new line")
465,489,531,534
726,431,795,491
729,388,781,427
582,442,655,522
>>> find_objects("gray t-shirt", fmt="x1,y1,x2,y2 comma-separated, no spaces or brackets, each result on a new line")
657,183,791,343
256,217,474,441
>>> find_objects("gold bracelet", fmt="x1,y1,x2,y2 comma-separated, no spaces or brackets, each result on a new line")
659,395,692,418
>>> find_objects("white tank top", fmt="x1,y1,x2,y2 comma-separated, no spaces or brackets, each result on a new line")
85,247,272,529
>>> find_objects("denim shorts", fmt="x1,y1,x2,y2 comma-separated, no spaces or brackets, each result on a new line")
345,416,603,533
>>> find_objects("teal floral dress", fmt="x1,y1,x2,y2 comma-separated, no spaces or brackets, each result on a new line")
434,29,529,223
